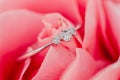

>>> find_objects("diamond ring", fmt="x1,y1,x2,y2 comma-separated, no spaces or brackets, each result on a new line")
18,24,81,61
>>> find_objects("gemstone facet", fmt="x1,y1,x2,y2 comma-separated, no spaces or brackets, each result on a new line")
62,29,72,41
52,36,61,44
52,27,76,44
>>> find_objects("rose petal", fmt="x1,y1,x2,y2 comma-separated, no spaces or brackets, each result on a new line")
19,58,31,80
83,0,98,53
104,1,120,49
83,0,119,62
60,48,105,80
91,57,120,80
92,0,120,62
0,0,82,24
32,45,75,80
22,38,51,79
0,10,44,79
0,10,43,54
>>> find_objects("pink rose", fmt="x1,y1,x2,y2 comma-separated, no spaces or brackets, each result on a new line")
0,0,120,80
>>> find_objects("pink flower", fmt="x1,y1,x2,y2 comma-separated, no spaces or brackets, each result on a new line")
0,0,120,80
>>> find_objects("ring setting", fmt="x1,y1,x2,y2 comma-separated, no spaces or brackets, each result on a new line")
18,23,81,61
52,27,76,44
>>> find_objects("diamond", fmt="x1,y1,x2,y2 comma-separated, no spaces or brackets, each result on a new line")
63,33,72,41
69,27,76,35
52,27,76,44
61,29,73,41
52,36,61,44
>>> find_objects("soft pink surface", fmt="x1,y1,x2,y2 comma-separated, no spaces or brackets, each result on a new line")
0,0,120,80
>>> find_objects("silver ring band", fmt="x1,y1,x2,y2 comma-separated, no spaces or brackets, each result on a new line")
18,25,81,61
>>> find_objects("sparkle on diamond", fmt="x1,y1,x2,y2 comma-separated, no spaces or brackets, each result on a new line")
52,27,76,44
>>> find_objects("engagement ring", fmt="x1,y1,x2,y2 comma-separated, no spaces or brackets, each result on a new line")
18,21,81,61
